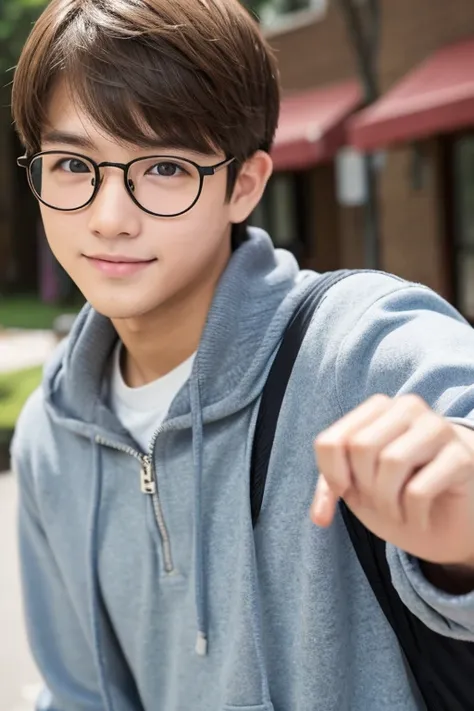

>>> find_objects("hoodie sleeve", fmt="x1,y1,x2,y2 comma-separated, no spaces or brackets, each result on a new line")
333,275,474,639
12,444,106,711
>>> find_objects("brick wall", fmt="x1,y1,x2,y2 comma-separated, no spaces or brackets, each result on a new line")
379,0,474,91
377,0,474,296
270,4,356,93
379,143,447,294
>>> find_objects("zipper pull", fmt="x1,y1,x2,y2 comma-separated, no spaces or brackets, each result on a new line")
140,457,156,495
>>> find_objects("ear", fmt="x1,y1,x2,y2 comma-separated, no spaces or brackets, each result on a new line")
228,151,273,224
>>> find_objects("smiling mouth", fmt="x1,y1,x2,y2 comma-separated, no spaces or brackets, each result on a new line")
84,254,157,277
84,254,157,264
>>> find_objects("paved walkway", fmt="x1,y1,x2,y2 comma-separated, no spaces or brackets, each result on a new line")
0,335,56,709
0,472,42,711
0,331,57,374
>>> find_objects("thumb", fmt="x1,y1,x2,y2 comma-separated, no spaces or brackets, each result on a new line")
311,473,338,527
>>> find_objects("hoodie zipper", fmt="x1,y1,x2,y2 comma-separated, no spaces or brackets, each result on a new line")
95,433,175,574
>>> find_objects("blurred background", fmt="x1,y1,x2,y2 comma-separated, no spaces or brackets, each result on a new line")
2,0,474,708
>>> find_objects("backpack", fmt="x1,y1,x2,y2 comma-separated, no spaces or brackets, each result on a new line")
250,270,474,711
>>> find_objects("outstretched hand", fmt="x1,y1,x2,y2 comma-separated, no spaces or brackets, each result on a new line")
312,394,474,568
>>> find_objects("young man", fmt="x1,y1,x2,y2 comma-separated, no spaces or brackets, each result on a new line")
10,1,474,709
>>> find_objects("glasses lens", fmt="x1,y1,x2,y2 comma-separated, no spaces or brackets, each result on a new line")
128,157,201,216
29,153,96,210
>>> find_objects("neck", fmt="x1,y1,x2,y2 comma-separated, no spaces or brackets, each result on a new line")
112,239,232,388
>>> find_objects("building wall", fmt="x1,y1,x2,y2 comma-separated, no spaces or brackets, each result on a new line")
377,0,474,297
307,163,341,273
378,142,448,296
379,0,474,91
269,4,361,275
267,0,474,297
270,4,356,92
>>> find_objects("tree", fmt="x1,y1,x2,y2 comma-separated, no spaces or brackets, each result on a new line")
244,0,269,16
0,0,48,75
337,0,381,269
244,0,311,20
0,0,48,292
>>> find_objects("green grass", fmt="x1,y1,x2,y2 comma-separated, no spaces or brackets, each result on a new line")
0,296,81,330
0,366,43,430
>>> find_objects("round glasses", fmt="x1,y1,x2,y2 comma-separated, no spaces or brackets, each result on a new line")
17,151,235,218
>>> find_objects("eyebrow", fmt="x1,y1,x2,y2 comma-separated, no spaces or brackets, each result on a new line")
41,131,98,150
41,130,181,153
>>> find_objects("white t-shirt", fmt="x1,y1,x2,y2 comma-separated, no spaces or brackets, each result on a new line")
109,342,196,452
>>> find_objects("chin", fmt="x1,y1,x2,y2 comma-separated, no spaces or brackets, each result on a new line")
86,293,164,320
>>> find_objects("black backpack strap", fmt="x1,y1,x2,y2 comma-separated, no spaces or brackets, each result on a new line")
250,269,352,527
340,501,474,711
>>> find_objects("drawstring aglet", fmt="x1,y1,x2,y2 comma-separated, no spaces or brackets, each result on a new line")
195,631,208,657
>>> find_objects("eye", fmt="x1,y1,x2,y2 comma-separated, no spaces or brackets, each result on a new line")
56,158,91,174
148,161,186,177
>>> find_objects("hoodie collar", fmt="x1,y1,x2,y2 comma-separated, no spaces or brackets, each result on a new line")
43,228,313,435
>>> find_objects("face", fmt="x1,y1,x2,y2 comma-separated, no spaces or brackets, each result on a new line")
36,82,273,320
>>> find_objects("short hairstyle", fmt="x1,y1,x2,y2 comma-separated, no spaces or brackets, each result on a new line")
13,0,280,248
12,0,280,178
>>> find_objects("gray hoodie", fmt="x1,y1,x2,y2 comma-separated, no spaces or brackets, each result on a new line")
12,229,474,711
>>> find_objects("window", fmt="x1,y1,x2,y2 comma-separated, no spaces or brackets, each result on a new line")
452,135,474,319
249,171,309,262
257,0,327,26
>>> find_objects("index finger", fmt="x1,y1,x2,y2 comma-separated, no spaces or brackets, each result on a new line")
314,394,392,496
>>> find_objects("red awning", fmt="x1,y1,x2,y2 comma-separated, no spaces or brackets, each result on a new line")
272,80,362,171
350,38,474,151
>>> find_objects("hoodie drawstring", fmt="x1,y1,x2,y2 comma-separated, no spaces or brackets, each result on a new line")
89,438,115,710
189,367,208,657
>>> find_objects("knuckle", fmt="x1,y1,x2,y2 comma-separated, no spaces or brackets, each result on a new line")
400,393,426,414
314,431,339,455
455,443,473,469
315,430,333,447
437,418,453,441
420,411,449,437
378,447,405,470
347,432,372,455
369,393,391,407
405,479,427,501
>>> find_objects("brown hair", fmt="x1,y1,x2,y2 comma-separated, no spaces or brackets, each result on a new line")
12,0,280,167
13,0,280,246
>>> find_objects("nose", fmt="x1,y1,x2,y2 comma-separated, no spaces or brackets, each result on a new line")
87,167,141,240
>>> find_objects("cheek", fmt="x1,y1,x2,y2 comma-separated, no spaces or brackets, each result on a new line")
40,210,66,258
40,210,84,269
159,198,229,262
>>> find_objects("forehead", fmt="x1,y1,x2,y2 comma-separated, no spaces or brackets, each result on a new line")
41,80,218,159
43,80,165,152
45,81,96,137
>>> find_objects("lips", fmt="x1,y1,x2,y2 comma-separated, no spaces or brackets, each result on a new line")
86,254,156,264
84,254,157,277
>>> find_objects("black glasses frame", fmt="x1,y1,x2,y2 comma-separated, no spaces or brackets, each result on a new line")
17,151,235,218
